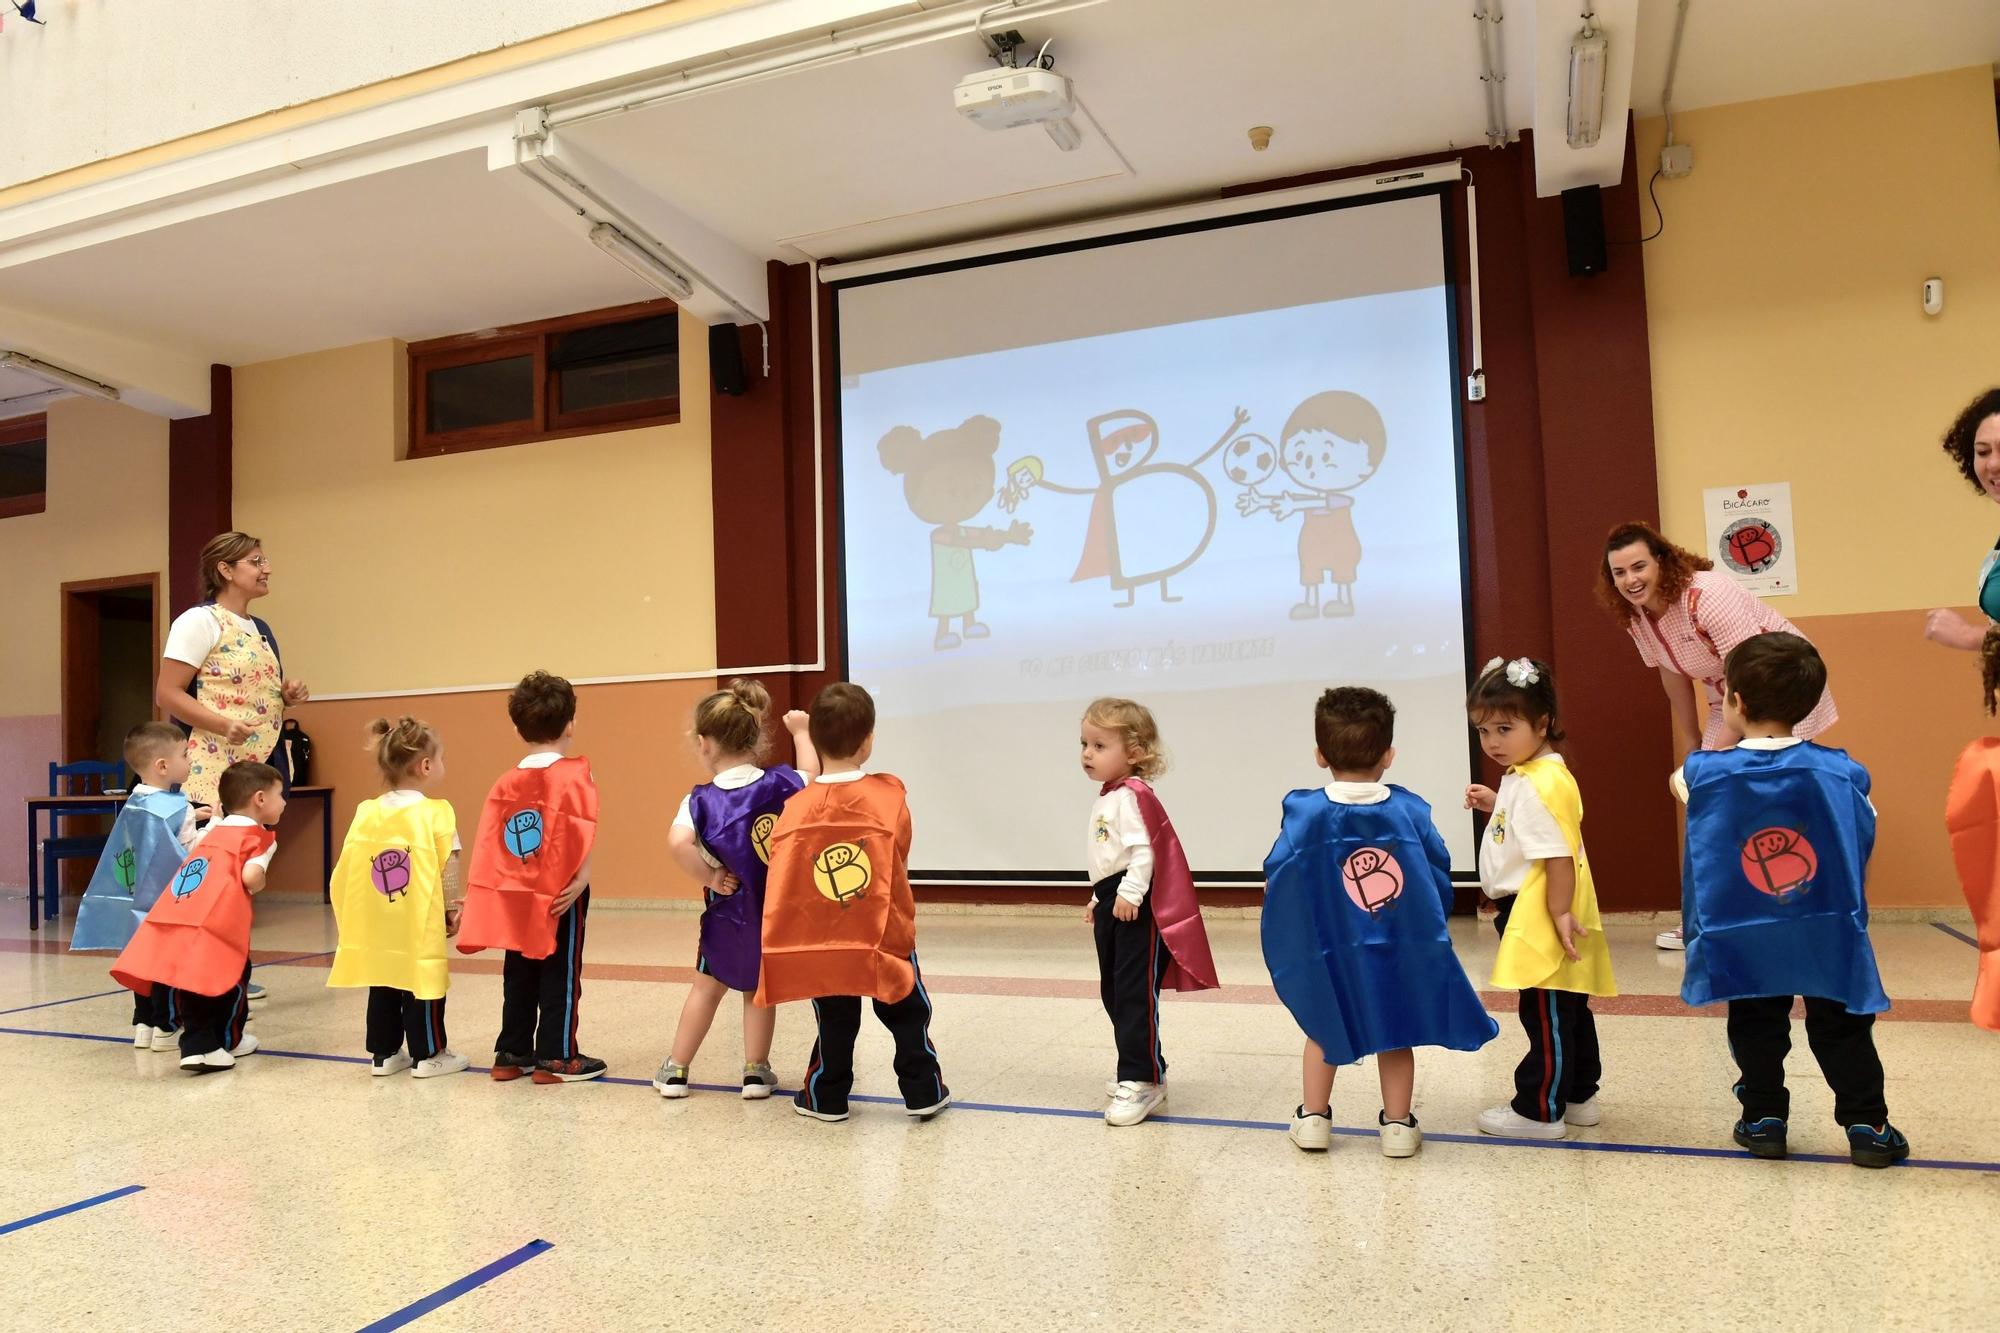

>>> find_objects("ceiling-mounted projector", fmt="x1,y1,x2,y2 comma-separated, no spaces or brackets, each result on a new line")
954,66,1073,131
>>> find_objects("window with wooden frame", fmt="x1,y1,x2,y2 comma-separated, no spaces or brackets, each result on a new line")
0,413,48,519
407,299,682,458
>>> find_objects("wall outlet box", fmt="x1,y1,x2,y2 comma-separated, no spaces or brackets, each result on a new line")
1466,371,1487,402
1660,143,1694,178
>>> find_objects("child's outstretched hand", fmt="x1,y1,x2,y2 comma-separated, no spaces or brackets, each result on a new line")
1113,897,1139,922
1553,911,1587,962
1465,784,1497,813
444,905,463,938
1082,899,1095,924
782,709,810,736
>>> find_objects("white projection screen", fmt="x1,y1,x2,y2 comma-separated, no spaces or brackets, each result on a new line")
834,188,1472,883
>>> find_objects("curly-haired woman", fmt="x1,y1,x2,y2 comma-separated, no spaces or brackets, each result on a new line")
1600,521,1836,948
1924,388,2000,652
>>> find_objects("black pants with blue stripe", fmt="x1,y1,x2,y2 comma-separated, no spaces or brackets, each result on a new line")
175,963,251,1057
132,988,175,1030
498,887,589,1061
367,987,446,1061
799,955,946,1114
1494,896,1601,1121
1094,875,1174,1085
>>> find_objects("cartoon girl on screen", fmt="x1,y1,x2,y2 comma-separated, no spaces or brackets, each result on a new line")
1236,391,1387,620
879,415,1033,651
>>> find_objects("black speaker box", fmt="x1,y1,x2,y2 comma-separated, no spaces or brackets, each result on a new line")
1561,184,1608,277
709,323,749,396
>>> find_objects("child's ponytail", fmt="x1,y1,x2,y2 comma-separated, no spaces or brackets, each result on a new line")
366,716,441,785
692,677,771,758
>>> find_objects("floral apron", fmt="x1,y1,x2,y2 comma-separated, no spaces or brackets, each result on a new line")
183,608,284,808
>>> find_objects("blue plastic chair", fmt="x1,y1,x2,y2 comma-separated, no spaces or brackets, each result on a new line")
43,761,123,923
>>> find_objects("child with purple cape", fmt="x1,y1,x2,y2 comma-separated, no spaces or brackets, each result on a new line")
653,679,819,1100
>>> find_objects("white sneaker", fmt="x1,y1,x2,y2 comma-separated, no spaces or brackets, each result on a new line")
1477,1104,1568,1140
133,1023,152,1049
741,1062,777,1100
228,1033,259,1059
372,1051,413,1077
1379,1114,1423,1158
1655,928,1686,951
1105,1081,1167,1127
1289,1106,1332,1151
180,1048,235,1073
905,1092,953,1121
150,1027,181,1052
1564,1096,1602,1127
413,1050,470,1079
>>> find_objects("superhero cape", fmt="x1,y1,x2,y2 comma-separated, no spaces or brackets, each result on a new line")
1680,744,1885,1012
1109,778,1217,991
458,758,598,960
70,790,190,953
1945,737,2000,1030
689,766,807,992
755,775,917,1007
1489,758,1617,996
326,797,458,1000
110,823,274,998
1070,489,1113,582
1262,787,1497,1064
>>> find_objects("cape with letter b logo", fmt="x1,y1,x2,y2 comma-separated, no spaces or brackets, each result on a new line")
458,758,598,960
110,823,274,998
327,796,458,1000
71,790,191,954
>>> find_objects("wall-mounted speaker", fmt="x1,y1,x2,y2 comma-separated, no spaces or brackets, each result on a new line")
709,323,749,396
1561,184,1608,277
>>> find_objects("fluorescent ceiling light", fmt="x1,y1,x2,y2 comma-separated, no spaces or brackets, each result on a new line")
0,349,122,401
1567,17,1607,148
587,222,695,302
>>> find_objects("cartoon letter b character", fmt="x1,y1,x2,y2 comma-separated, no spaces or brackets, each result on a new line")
812,842,873,906
504,809,544,860
114,847,138,892
1340,847,1405,914
370,849,412,900
172,858,210,900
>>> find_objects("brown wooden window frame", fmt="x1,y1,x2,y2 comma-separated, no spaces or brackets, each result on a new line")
407,298,682,459
0,412,49,519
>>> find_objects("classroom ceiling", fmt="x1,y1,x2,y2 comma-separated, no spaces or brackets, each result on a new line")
0,0,1993,384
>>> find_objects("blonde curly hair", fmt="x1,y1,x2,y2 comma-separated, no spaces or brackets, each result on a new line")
1082,697,1168,780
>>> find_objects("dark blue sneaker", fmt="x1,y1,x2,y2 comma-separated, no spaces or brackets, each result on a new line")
1846,1123,1910,1169
245,982,266,1003
1732,1116,1788,1159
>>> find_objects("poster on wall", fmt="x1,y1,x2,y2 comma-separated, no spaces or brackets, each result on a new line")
1702,481,1798,596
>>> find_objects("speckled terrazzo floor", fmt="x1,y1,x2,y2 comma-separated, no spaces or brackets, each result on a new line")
3,899,1995,1331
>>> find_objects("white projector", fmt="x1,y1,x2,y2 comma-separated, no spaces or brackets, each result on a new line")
954,66,1074,130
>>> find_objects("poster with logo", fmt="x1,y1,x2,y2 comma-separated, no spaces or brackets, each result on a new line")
1702,481,1798,596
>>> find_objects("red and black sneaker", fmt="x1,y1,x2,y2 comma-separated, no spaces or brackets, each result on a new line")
490,1051,536,1083
532,1054,607,1084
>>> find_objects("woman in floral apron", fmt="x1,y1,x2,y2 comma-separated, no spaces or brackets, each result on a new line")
155,532,311,810
1923,388,2000,653
1599,521,1835,950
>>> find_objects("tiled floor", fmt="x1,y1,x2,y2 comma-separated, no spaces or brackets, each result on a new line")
3,899,1995,1331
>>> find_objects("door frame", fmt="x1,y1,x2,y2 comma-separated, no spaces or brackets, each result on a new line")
60,571,162,769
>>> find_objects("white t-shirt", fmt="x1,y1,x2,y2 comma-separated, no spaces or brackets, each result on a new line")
132,782,200,849
379,788,462,851
674,764,764,868
1477,756,1572,900
816,770,866,784
1324,780,1391,806
163,604,264,668
192,813,279,872
1086,786,1154,905
517,751,564,769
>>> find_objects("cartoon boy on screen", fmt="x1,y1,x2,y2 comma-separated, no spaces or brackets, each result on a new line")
1238,391,1386,620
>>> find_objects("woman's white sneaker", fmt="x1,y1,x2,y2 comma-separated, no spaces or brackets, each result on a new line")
1288,1106,1332,1151
1655,928,1686,950
1477,1105,1568,1140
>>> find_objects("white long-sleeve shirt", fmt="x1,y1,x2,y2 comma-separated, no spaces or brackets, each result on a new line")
1086,786,1153,906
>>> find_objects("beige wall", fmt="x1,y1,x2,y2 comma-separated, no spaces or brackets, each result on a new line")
0,396,169,885
1638,66,2000,907
232,322,716,697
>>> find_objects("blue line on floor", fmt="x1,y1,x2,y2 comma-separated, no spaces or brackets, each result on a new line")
356,1238,552,1332
0,1184,144,1237
0,949,335,1018
1932,922,1979,949
3,1022,1994,1174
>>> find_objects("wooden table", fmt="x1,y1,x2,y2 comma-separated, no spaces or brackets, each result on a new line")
24,785,334,932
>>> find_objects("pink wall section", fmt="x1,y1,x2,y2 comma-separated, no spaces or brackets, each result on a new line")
0,713,61,890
